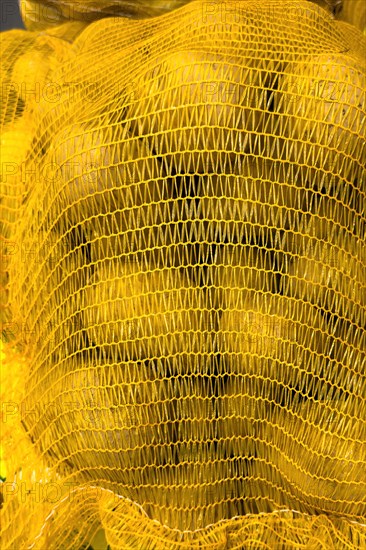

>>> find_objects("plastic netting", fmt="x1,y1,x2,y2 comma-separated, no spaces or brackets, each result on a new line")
1,1,366,548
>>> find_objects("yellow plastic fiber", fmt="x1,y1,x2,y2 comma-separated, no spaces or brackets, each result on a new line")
1,1,365,548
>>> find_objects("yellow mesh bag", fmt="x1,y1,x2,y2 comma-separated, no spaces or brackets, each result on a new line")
1,1,366,548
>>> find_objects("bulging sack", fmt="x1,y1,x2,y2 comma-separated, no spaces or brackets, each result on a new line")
1,1,365,548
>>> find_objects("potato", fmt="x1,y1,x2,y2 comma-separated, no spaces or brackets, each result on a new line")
286,198,364,253
280,220,327,261
275,53,366,176
281,238,366,320
50,125,182,268
45,21,89,42
0,120,34,184
146,372,284,529
11,49,50,105
101,0,191,18
70,15,139,54
197,157,308,244
0,29,34,74
270,399,366,517
69,2,190,59
211,246,325,391
129,46,271,174
49,124,168,236
0,119,34,235
214,376,284,515
0,264,10,335
87,201,196,272
143,376,242,530
45,0,190,23
132,0,191,16
328,316,365,398
279,157,366,258
198,154,362,251
23,360,174,497
215,376,263,461
218,292,326,393
89,529,108,550
50,125,164,205
8,228,88,355
210,244,279,312
11,36,71,107
335,21,366,65
20,0,66,31
0,69,6,91
144,457,241,531
86,177,212,274
50,123,117,208
335,0,366,31
173,376,215,463
308,0,341,14
85,203,188,267
83,259,215,369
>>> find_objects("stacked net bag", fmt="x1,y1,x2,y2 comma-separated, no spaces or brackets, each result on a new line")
1,1,365,548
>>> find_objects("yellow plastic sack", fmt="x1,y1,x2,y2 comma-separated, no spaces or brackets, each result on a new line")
1,1,366,548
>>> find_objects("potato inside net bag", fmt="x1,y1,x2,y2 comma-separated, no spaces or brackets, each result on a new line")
19,0,194,30
2,0,366,546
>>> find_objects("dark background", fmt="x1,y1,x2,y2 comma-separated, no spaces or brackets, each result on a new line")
1,0,25,31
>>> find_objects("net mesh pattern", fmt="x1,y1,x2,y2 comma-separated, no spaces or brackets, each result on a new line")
1,1,365,548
